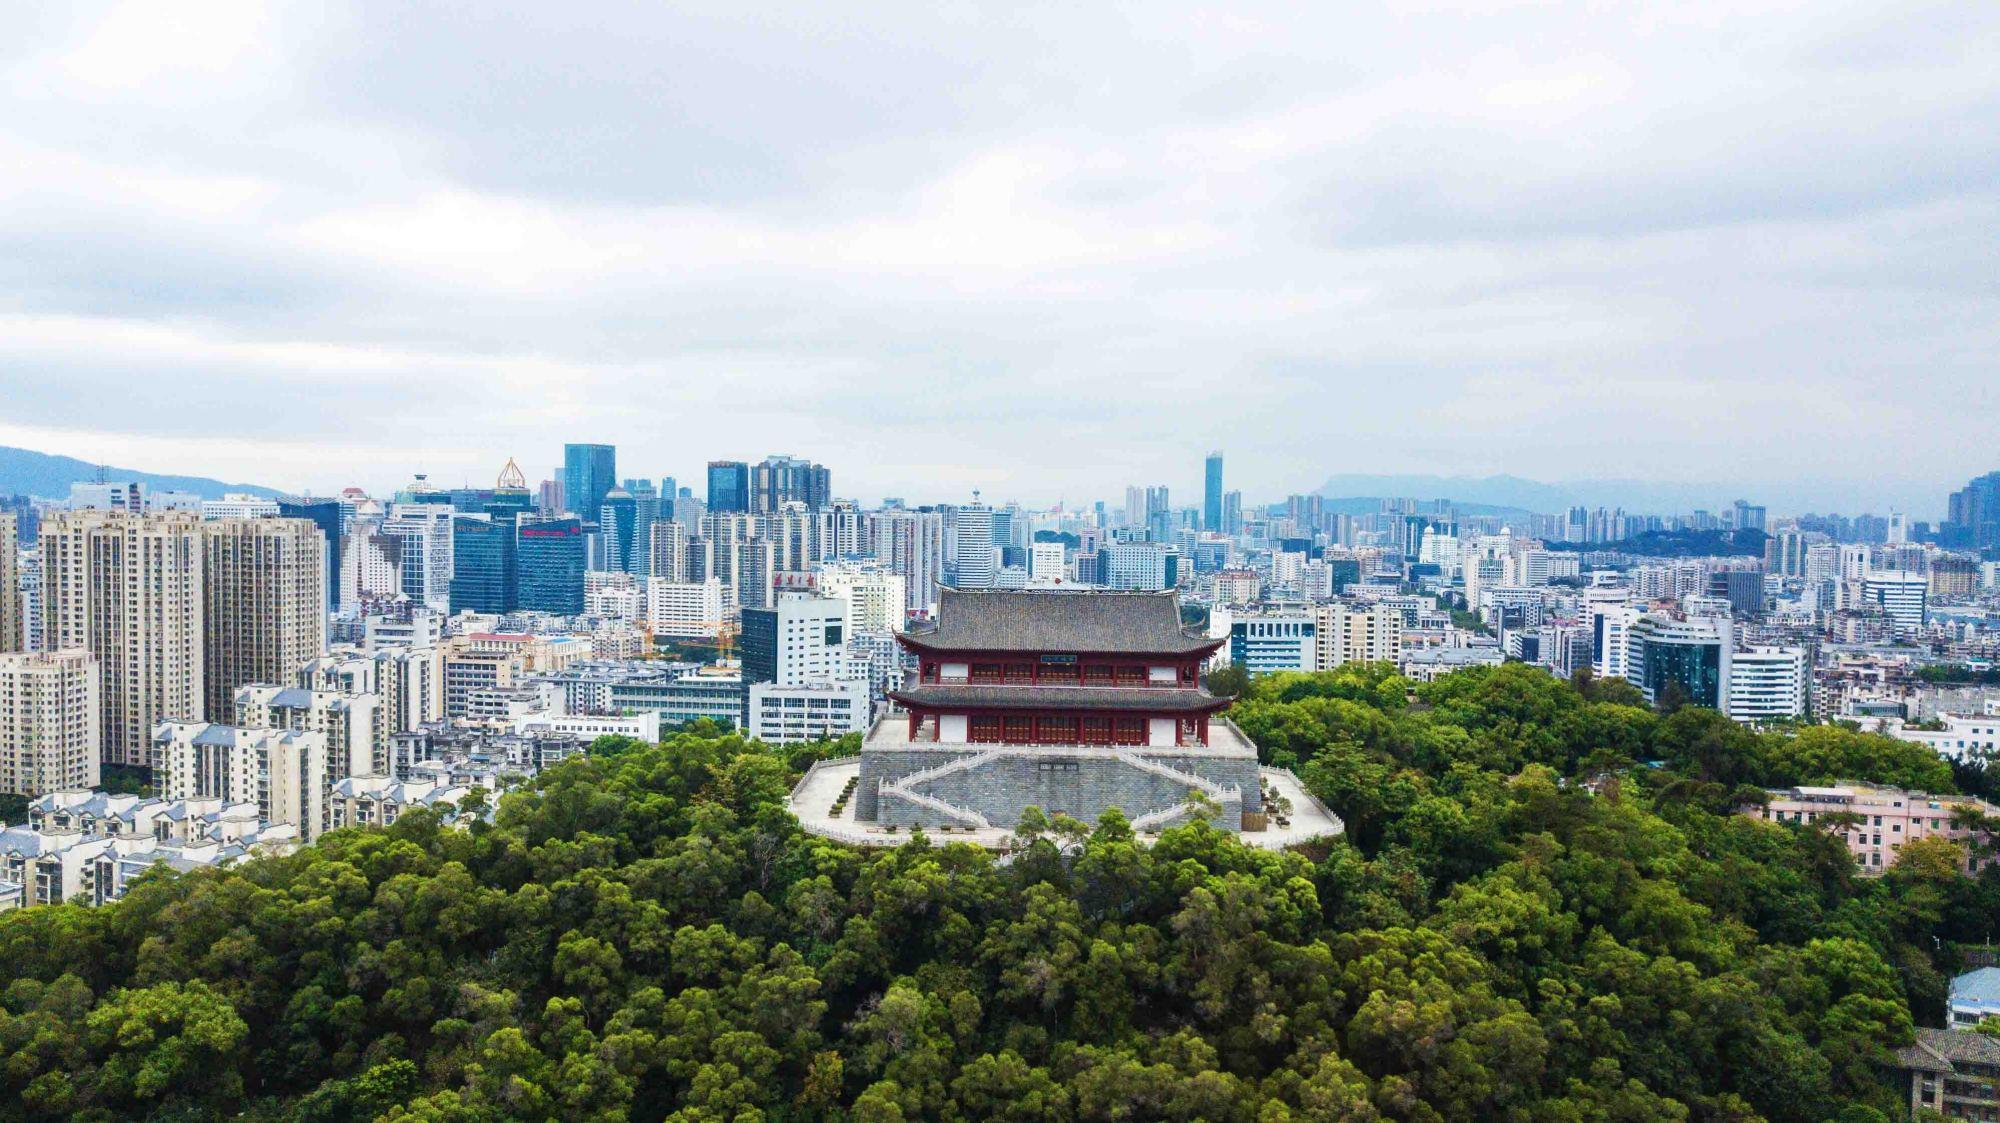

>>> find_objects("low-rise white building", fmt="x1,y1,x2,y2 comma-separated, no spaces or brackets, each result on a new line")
0,792,298,909
644,578,731,638
326,774,484,833
1894,701,2000,762
514,710,661,743
748,680,871,744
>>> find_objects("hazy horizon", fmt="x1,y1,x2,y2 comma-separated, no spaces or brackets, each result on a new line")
4,3,1995,511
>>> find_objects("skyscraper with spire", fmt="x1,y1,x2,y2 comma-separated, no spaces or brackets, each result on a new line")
450,459,534,613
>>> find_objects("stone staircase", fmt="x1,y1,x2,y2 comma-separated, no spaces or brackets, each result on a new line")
891,749,1002,789
880,775,996,827
1117,751,1240,831
1114,751,1233,800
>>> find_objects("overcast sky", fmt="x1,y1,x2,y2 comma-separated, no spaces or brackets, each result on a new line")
3,1,1995,513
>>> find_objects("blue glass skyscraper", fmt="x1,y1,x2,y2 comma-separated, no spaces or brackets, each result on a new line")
563,444,616,522
449,459,536,613
1203,451,1223,532
278,496,341,609
600,488,646,573
516,516,586,614
707,460,749,513
450,515,514,613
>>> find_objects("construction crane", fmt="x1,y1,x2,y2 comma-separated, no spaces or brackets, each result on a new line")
715,617,739,665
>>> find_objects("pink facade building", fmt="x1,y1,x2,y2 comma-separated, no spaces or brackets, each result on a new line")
1751,784,1999,875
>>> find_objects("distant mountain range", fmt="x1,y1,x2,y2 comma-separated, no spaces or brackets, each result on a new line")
1313,473,1929,518
0,445,283,501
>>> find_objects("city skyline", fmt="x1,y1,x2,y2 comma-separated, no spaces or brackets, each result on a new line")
3,4,1997,508
0,438,1982,520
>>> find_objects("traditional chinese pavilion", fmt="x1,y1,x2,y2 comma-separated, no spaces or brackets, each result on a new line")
853,588,1266,834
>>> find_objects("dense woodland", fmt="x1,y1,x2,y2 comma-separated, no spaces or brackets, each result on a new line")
2,662,1998,1121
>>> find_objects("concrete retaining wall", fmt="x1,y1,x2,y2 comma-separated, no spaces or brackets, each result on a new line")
859,746,1262,832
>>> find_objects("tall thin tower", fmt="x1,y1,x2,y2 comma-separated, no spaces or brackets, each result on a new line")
1204,451,1224,532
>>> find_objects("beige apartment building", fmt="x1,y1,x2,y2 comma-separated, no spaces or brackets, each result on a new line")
0,512,19,652
298,646,443,755
154,720,328,840
0,650,100,796
441,633,587,719
1314,602,1404,669
41,511,206,769
202,518,326,721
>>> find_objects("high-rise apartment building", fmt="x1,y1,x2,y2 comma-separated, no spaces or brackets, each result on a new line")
868,509,945,616
298,647,442,747
1944,470,2000,549
234,683,381,797
1314,602,1403,668
16,550,41,653
0,650,100,795
40,510,206,770
337,519,402,613
1204,452,1224,532
381,503,455,612
563,443,616,524
706,461,750,514
750,455,832,513
154,721,327,839
0,512,18,652
694,512,776,612
815,563,908,634
648,519,689,581
202,518,327,722
948,502,997,589
1144,486,1172,542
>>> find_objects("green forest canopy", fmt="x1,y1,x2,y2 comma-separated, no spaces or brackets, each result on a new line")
1,662,1996,1122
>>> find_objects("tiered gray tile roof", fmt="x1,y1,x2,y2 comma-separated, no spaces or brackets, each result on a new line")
905,589,1217,654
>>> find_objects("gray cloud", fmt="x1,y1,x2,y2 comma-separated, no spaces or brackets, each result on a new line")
0,0,1995,514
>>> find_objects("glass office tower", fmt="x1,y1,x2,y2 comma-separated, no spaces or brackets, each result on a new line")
563,444,616,523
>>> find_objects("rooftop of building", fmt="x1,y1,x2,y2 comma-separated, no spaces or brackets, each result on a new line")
1952,966,2000,1005
1896,1026,2000,1073
903,588,1219,654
